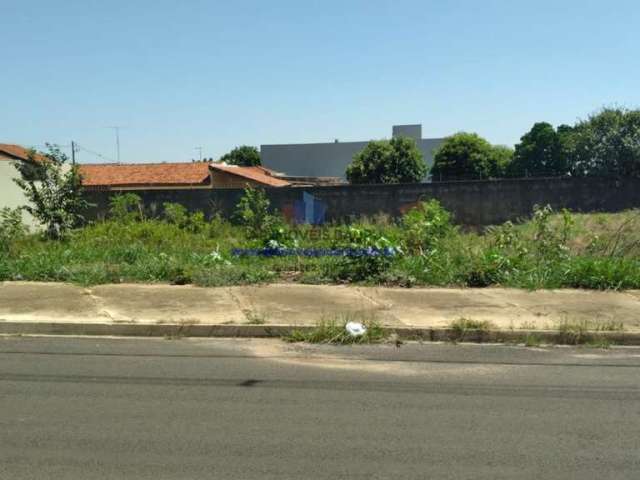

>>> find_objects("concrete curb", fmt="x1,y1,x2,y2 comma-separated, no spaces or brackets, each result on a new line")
0,321,639,345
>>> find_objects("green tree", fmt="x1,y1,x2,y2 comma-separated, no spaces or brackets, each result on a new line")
431,132,511,181
218,145,261,167
569,108,640,177
491,145,515,178
508,122,571,177
346,137,427,184
13,145,91,239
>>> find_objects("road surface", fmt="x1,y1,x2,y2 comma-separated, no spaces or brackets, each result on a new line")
1,336,639,479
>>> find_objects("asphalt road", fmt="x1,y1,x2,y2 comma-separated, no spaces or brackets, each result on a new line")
1,337,639,479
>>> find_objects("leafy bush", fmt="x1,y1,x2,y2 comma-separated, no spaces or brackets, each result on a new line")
234,187,274,237
109,193,144,222
402,199,455,254
0,207,28,254
327,226,402,281
163,202,206,233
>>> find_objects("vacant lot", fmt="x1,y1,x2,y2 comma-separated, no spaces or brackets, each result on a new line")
2,195,640,290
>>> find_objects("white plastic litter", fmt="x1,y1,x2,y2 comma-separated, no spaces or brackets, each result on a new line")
345,321,367,337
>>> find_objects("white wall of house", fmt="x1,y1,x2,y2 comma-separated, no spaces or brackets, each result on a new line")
0,155,37,227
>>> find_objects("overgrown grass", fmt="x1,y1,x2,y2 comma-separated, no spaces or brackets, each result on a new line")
283,315,386,344
3,196,640,290
447,318,497,342
555,318,624,345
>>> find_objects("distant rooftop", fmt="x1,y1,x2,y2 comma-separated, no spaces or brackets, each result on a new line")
78,162,212,188
0,143,48,163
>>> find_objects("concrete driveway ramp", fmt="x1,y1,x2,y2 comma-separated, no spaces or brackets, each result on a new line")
229,284,399,325
0,281,100,323
91,284,245,325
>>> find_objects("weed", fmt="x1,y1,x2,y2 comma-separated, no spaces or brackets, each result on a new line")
450,318,495,332
283,314,385,344
448,318,496,342
523,333,543,347
5,196,640,291
109,193,144,223
246,312,267,325
556,319,589,344
584,337,613,349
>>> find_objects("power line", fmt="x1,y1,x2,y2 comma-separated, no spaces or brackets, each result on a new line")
75,143,116,163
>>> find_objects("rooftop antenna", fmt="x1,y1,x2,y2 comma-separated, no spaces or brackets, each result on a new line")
107,126,123,163
195,146,203,162
71,141,77,165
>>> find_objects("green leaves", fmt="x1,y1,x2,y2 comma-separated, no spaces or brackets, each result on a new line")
401,199,455,255
13,144,91,239
218,145,261,166
569,108,640,178
431,132,513,181
346,137,427,184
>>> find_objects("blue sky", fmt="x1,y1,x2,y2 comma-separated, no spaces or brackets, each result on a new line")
2,0,638,164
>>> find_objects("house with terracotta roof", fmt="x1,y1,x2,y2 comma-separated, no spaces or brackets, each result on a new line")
208,164,290,188
78,162,291,190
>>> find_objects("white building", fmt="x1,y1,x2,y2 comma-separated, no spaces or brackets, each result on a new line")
260,124,444,180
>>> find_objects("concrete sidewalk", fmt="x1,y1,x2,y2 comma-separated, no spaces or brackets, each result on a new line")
1,282,640,337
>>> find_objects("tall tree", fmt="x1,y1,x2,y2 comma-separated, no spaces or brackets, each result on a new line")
508,122,570,177
346,137,427,184
569,108,640,177
430,132,511,181
218,145,261,167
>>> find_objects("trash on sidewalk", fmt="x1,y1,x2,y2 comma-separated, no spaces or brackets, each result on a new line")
345,321,367,337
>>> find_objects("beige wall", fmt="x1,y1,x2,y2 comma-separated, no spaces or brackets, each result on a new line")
0,156,37,226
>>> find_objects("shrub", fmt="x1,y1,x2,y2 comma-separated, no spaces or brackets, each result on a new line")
327,226,402,281
109,193,144,222
0,207,28,254
163,202,206,233
402,199,455,254
234,187,274,237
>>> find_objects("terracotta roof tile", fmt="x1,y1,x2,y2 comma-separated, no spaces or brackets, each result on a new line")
0,144,47,163
78,163,212,188
209,164,290,187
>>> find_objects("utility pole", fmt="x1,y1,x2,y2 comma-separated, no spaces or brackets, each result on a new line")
71,141,77,166
195,146,203,162
107,126,122,163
